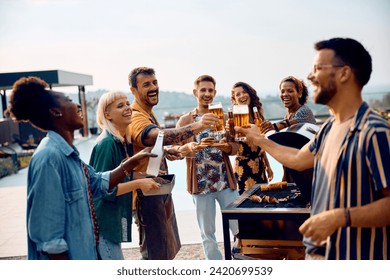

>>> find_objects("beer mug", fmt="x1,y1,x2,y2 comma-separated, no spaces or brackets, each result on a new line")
208,102,225,139
233,104,250,141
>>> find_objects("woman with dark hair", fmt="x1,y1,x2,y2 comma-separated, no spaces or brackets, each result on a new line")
260,76,317,187
7,76,156,260
231,82,274,195
266,76,316,132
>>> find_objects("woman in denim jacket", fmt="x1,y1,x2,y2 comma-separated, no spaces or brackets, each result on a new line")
7,77,156,260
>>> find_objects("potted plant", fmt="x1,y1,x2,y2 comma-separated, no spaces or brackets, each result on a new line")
86,97,99,135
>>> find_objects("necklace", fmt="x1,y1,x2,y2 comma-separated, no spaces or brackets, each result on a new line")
123,139,130,158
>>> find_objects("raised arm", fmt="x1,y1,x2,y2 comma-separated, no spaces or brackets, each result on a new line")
235,124,314,171
143,113,219,146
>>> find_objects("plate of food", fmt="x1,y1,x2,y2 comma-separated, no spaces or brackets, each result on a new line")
141,174,175,196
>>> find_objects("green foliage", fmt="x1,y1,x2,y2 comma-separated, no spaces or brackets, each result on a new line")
86,97,99,127
0,157,18,178
368,92,390,112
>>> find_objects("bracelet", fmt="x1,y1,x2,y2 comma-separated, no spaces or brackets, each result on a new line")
272,123,280,132
120,161,131,179
344,208,351,227
285,119,291,127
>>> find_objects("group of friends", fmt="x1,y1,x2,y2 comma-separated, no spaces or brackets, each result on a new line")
6,37,389,260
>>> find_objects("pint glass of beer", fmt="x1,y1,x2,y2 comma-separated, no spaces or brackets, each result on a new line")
208,102,225,139
233,104,250,141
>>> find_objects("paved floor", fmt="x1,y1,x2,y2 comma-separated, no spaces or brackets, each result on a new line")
0,135,226,259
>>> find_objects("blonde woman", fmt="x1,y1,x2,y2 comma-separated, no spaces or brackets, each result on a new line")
89,91,160,260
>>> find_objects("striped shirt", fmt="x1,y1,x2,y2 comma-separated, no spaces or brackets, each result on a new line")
309,102,390,259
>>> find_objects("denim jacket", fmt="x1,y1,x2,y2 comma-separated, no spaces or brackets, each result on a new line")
27,131,111,260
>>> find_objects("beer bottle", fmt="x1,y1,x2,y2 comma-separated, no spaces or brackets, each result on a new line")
227,107,235,140
253,107,263,128
146,130,164,176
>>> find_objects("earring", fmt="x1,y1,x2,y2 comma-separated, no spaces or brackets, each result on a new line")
57,113,63,117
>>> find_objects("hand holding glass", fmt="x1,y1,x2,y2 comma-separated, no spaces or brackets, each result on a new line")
233,105,250,141
208,102,225,140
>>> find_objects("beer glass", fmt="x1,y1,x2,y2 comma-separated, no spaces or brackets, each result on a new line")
208,102,225,140
233,104,250,141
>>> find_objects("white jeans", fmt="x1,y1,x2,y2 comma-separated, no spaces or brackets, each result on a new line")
192,188,239,260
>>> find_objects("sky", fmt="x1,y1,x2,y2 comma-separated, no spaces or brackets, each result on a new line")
1,0,389,97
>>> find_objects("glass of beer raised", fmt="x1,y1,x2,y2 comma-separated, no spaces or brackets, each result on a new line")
233,104,250,141
208,102,225,140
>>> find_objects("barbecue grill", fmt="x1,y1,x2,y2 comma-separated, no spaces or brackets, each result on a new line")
222,183,310,260
221,123,319,260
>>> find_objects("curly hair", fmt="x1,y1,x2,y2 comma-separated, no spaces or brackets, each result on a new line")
8,76,57,131
231,82,264,120
279,76,309,105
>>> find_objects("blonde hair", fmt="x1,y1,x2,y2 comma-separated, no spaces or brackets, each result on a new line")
96,90,129,143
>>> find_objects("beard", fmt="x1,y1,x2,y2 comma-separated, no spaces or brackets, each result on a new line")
146,90,159,106
313,76,337,105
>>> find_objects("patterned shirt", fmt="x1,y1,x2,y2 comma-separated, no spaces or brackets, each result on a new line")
194,116,228,194
234,141,268,194
286,104,316,124
175,109,239,195
309,102,390,259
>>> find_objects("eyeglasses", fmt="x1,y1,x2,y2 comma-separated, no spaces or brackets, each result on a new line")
312,64,345,73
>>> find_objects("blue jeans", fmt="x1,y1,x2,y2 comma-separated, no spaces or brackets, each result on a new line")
97,234,124,260
192,188,239,260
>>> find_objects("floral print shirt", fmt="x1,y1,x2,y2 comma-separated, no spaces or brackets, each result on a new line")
194,115,229,194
